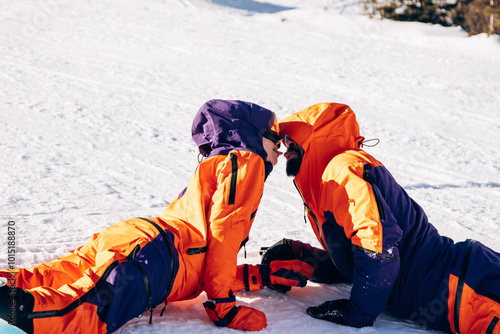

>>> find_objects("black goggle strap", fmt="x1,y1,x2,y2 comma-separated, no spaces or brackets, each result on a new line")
263,128,282,144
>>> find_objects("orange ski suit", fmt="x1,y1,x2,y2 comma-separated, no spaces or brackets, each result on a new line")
278,102,500,333
1,99,276,333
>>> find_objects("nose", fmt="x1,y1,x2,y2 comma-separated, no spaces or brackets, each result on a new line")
285,138,295,148
275,142,283,155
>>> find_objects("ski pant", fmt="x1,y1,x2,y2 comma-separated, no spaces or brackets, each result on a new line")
403,240,500,334
273,238,500,334
0,217,178,334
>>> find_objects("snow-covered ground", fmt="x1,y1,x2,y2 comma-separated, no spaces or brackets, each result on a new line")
1,0,499,332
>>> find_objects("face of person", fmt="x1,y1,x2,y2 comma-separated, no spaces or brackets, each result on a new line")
284,136,304,177
263,137,282,166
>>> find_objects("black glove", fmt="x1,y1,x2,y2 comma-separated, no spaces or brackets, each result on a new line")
306,299,349,325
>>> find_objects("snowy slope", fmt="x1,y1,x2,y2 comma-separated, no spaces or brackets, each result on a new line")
1,0,499,333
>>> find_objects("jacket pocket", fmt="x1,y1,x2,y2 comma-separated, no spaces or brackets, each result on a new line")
187,245,208,255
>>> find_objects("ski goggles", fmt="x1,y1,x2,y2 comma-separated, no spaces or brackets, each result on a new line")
283,135,292,148
263,128,282,147
283,135,302,152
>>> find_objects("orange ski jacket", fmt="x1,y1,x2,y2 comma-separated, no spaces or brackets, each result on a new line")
158,99,275,302
158,150,266,301
279,103,399,327
279,103,500,332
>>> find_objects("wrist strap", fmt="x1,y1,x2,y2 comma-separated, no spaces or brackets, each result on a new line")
259,264,271,286
203,295,239,328
204,294,236,306
243,264,250,291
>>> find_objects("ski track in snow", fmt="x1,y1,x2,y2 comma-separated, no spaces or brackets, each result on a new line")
1,0,499,333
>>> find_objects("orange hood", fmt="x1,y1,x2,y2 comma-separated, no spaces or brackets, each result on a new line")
279,103,365,200
280,103,364,172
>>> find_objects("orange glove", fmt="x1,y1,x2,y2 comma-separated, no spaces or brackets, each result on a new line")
232,260,314,293
203,293,267,331
228,305,267,331
264,259,314,287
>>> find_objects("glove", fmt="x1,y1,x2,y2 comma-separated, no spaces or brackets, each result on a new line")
261,238,351,286
228,306,267,331
260,260,313,289
261,238,316,292
203,293,267,331
306,299,349,325
233,261,313,293
261,238,312,264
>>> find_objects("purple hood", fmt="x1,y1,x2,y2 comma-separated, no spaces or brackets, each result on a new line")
192,99,273,164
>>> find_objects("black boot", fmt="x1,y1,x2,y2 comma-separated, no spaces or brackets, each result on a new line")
0,285,34,334
0,285,10,322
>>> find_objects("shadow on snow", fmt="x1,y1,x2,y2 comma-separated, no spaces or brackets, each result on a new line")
210,0,294,13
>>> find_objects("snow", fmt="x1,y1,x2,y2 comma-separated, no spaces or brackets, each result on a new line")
0,319,26,334
1,0,499,333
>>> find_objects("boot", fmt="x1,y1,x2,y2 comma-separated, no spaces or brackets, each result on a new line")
0,285,34,334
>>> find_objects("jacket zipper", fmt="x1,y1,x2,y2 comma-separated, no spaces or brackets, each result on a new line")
293,180,328,252
228,153,238,205
292,180,348,276
362,164,386,221
486,316,499,334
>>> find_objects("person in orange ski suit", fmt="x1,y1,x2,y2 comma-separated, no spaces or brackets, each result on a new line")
0,99,314,334
263,102,500,333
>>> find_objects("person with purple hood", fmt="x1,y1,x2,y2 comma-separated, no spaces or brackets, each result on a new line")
0,100,314,333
